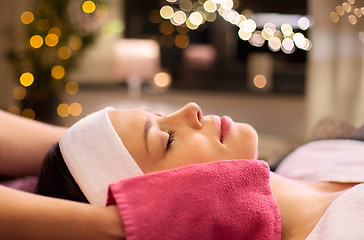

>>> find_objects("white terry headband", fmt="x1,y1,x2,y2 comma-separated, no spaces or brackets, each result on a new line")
59,107,143,206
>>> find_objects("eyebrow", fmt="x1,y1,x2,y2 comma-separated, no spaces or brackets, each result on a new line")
144,116,152,154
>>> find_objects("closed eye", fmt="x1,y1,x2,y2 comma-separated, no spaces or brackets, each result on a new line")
165,130,175,152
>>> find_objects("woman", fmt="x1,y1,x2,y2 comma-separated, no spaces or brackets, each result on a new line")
35,102,364,239
0,109,124,240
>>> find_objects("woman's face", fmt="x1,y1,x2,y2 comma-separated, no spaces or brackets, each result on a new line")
108,102,258,173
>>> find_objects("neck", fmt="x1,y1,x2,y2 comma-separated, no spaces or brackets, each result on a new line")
269,172,344,240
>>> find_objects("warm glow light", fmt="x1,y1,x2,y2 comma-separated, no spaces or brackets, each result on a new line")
221,0,234,10
175,34,190,48
8,106,20,115
48,27,61,37
298,17,310,30
238,30,252,41
153,72,172,88
30,35,43,48
58,46,72,59
82,1,96,14
65,81,79,95
336,6,345,16
69,103,83,116
253,75,267,88
13,86,26,100
172,11,187,26
281,23,293,36
330,12,340,22
282,38,295,54
205,12,217,22
261,28,274,40
22,109,35,119
159,21,175,35
57,103,70,117
180,0,193,12
249,32,265,47
51,65,65,79
20,72,34,87
186,19,199,30
348,15,357,25
239,19,256,33
166,0,177,2
354,8,362,17
348,0,355,4
343,2,351,12
189,12,203,26
21,11,34,24
160,6,174,19
45,33,59,47
69,36,83,50
204,1,217,13
293,33,306,48
268,37,281,51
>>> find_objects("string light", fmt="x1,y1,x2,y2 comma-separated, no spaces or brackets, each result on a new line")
82,1,96,14
45,33,59,47
30,35,43,48
159,0,312,53
20,11,34,24
20,72,34,87
51,65,65,79
22,108,36,119
331,0,364,26
13,86,27,100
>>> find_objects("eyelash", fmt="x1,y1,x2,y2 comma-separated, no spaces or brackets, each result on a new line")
165,130,175,151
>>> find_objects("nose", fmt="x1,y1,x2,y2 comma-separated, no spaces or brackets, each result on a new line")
167,102,203,129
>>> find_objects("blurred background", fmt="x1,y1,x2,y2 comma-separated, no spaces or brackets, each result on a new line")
1,0,364,164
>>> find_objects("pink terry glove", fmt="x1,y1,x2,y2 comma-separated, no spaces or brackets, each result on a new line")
107,159,281,240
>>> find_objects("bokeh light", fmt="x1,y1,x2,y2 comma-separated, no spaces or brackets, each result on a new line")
20,11,34,24
189,12,203,26
82,1,96,14
36,19,50,31
204,1,217,13
45,33,59,47
13,86,26,100
180,0,193,12
268,37,281,51
51,65,65,79
69,103,83,116
159,21,175,35
154,72,172,88
20,72,34,87
348,15,357,25
174,34,190,48
57,103,70,117
48,27,61,37
69,36,83,50
8,106,20,115
298,16,310,30
330,12,340,22
160,6,174,19
22,108,35,119
30,35,44,48
172,11,187,26
65,81,79,95
249,32,265,47
281,23,293,36
253,75,267,88
58,46,72,59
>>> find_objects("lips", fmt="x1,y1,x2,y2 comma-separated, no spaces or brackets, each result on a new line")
220,116,232,143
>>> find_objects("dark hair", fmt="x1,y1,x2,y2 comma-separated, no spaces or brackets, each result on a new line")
35,143,89,203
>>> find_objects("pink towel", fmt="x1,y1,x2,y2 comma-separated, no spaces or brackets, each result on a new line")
107,159,281,240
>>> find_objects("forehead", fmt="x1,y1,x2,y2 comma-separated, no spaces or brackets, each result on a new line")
108,108,147,131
